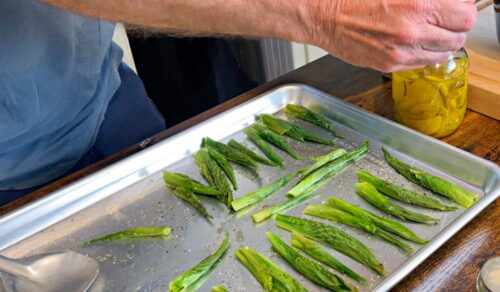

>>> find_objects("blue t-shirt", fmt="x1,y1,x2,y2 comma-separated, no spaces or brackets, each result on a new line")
0,0,123,189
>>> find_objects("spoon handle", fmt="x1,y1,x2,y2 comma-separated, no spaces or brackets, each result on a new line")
0,255,33,280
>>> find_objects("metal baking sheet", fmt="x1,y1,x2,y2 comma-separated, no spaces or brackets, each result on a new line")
0,84,498,292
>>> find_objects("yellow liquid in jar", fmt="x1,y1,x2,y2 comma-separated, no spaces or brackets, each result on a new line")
392,56,468,138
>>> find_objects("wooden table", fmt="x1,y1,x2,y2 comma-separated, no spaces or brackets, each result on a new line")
1,56,499,291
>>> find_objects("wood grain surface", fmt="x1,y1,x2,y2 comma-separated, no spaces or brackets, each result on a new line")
1,56,498,292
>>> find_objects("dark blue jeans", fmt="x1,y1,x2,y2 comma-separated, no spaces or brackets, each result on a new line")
0,63,166,206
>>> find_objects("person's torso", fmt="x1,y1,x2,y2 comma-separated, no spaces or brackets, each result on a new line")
0,0,123,189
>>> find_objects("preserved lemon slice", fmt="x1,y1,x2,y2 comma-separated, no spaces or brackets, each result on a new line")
400,115,443,136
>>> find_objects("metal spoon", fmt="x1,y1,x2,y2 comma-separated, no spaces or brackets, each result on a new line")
0,251,99,292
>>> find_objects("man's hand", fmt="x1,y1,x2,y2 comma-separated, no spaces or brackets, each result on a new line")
43,0,477,72
301,0,477,72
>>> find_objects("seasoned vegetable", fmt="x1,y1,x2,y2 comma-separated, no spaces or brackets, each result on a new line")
244,128,284,166
276,214,386,274
357,171,456,211
202,137,258,170
382,147,479,208
259,114,336,146
326,197,428,244
266,232,357,292
304,205,413,255
211,285,229,292
227,139,279,167
304,205,377,234
171,186,213,220
206,145,238,190
235,247,307,292
251,124,301,160
163,171,221,196
169,233,230,292
251,193,318,223
302,148,347,178
196,148,233,207
82,226,171,246
193,150,216,187
287,142,369,197
291,232,368,283
284,104,345,139
231,170,302,211
356,182,439,224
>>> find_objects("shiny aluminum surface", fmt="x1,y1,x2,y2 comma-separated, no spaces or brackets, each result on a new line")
0,84,498,292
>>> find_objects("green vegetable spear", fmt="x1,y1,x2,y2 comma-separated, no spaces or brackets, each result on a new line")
259,114,336,146
382,147,479,208
195,148,233,207
304,205,413,255
276,214,386,275
251,192,318,223
231,169,302,211
202,137,258,170
206,145,238,190
287,142,369,197
302,148,347,178
235,247,307,292
211,285,229,292
355,182,439,224
326,197,428,244
266,232,357,292
227,139,279,167
291,232,368,283
284,104,345,139
357,170,456,211
169,232,230,292
251,124,301,160
171,186,213,220
81,226,171,246
243,128,284,166
163,171,222,196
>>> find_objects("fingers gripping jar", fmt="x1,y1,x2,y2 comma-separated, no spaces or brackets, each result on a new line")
392,48,469,138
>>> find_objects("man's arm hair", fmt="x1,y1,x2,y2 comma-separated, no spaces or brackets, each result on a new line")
41,0,311,41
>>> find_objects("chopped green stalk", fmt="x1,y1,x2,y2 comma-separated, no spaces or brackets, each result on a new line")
206,145,238,190
303,205,377,234
193,150,216,187
276,214,386,275
211,285,229,292
302,149,347,178
304,205,413,255
244,128,284,166
356,182,439,224
251,124,301,160
326,197,428,244
171,187,213,220
288,142,369,197
251,193,318,223
382,148,478,208
300,166,345,195
260,114,336,146
82,226,171,246
196,148,233,207
291,232,368,283
357,171,456,211
235,247,308,292
227,139,279,167
202,137,258,170
231,170,302,211
163,171,221,196
266,232,357,292
284,104,345,139
169,233,230,292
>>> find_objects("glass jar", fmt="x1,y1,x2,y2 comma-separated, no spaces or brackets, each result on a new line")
392,48,469,138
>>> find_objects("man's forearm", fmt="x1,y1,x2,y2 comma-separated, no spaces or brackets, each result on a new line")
42,0,312,42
